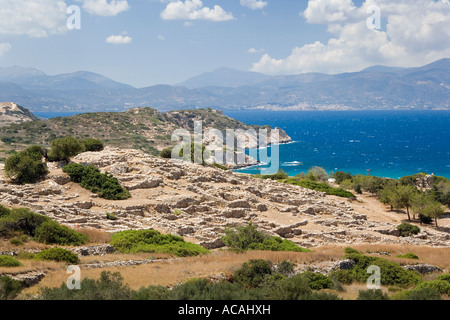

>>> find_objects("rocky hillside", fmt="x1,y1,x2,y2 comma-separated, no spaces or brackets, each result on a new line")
0,107,291,156
0,102,38,127
0,147,448,249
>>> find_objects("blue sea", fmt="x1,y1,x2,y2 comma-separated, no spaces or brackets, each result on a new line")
224,111,450,179
36,110,450,179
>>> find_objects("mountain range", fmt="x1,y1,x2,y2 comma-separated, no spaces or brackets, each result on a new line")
0,59,449,112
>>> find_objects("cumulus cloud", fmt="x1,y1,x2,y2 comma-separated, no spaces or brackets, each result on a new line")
78,0,130,16
0,0,67,38
160,0,234,21
240,0,268,10
253,0,450,75
106,34,132,44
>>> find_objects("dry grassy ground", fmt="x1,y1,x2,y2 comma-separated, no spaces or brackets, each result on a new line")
17,244,450,298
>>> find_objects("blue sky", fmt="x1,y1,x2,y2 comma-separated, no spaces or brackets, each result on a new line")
0,0,449,88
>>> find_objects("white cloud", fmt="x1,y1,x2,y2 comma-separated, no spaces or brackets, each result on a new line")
157,35,166,40
161,0,234,21
106,34,132,44
0,0,67,38
248,48,265,53
240,0,268,10
78,0,130,16
0,43,11,56
253,0,450,75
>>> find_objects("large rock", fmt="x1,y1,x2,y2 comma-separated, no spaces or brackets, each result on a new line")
331,259,355,271
228,200,251,209
403,264,443,274
125,177,163,190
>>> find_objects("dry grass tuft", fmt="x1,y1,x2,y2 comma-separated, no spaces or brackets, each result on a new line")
78,228,112,244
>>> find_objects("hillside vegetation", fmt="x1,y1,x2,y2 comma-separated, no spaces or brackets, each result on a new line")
0,107,274,156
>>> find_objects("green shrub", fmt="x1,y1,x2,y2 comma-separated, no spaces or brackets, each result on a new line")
305,166,328,182
357,289,390,300
211,163,229,171
329,269,354,285
62,163,131,200
397,253,419,260
0,276,22,300
436,274,450,283
247,237,311,252
34,248,79,264
404,287,442,300
284,178,355,198
419,214,433,225
110,229,210,257
0,208,50,237
38,271,132,300
222,223,310,252
397,223,420,237
4,148,48,184
131,285,171,300
333,171,353,184
343,253,422,287
413,280,450,296
260,169,289,181
106,213,118,221
34,220,87,246
344,247,360,254
300,271,334,290
233,259,273,288
48,137,85,162
277,261,295,277
159,148,173,159
81,138,104,152
0,255,22,267
0,205,11,218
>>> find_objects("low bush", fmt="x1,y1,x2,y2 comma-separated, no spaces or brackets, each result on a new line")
357,289,390,300
342,253,422,287
397,253,419,260
0,276,22,300
81,138,104,152
4,146,48,184
277,261,294,277
344,247,360,254
159,148,173,159
34,248,79,264
393,287,442,300
0,208,50,237
329,269,354,285
284,179,355,198
38,271,132,300
222,223,310,252
62,163,131,200
47,137,85,162
211,163,229,171
436,274,450,283
413,280,450,296
397,223,420,237
233,259,273,288
0,205,11,218
34,220,87,246
110,229,210,257
106,213,118,221
300,271,334,290
0,255,22,267
0,207,87,246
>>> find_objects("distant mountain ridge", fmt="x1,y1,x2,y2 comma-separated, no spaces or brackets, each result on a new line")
0,59,448,112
